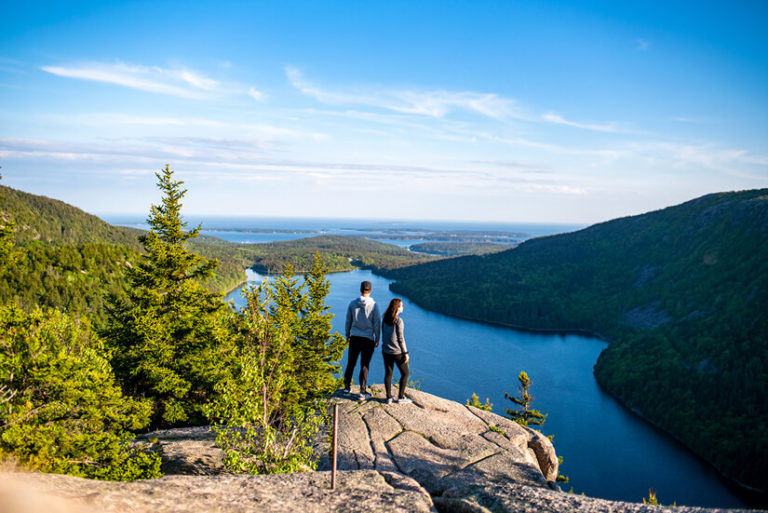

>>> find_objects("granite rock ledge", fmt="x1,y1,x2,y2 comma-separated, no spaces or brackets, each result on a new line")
0,387,759,513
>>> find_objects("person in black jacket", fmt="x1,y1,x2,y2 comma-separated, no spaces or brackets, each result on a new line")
381,298,412,404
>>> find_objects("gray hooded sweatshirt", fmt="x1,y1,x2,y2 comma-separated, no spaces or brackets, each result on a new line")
345,296,381,343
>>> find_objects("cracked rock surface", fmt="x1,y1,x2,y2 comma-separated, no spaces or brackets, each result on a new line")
320,385,559,500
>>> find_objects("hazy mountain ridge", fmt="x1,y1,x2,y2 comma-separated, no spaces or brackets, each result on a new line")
386,189,768,493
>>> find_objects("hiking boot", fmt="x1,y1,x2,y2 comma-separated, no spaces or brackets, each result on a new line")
359,392,373,401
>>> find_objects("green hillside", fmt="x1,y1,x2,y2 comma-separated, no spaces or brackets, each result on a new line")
386,189,768,492
0,185,435,321
190,234,436,275
0,185,144,248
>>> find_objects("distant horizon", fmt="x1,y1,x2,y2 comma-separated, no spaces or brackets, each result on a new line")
99,212,587,228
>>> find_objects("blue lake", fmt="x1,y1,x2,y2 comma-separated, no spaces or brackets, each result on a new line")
225,269,751,509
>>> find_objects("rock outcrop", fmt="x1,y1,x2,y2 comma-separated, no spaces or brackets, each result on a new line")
135,426,225,476
0,387,758,513
321,384,560,500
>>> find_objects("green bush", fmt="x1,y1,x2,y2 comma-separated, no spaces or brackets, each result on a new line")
0,302,161,480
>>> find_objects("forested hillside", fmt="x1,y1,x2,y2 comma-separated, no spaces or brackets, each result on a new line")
0,185,144,248
386,189,768,492
0,185,435,321
190,234,436,274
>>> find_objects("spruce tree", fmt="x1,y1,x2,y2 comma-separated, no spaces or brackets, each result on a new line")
295,253,345,401
504,371,547,427
207,255,344,474
106,165,232,427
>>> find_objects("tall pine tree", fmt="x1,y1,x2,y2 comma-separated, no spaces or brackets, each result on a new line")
106,165,233,427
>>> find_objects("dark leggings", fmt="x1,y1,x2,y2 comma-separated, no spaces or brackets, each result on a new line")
344,336,376,392
383,352,410,400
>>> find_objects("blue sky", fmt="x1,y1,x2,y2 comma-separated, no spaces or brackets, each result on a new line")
1,1,766,224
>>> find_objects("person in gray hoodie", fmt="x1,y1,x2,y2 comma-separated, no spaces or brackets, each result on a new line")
344,280,381,400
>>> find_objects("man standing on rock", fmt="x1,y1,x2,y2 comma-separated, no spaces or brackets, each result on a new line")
344,280,381,400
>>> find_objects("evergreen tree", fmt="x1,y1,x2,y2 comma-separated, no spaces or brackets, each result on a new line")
294,253,346,401
268,254,345,408
105,165,233,427
207,255,344,474
504,371,547,427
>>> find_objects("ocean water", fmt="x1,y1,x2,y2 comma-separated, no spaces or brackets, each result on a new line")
102,215,583,245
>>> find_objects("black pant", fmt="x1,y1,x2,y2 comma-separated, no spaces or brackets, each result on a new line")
383,352,410,400
344,336,376,392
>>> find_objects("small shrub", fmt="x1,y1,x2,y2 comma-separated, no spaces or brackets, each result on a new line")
466,393,493,411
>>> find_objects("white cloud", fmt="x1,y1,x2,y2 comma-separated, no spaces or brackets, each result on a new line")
285,66,519,120
41,61,219,99
248,87,266,101
542,112,618,133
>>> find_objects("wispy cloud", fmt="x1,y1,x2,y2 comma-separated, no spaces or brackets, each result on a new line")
285,66,520,119
41,61,219,99
248,87,266,101
636,39,650,51
542,112,618,133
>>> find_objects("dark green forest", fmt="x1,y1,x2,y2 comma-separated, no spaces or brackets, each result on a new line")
386,189,768,492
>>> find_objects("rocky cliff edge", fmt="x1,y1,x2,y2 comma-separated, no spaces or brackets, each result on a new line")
0,386,759,513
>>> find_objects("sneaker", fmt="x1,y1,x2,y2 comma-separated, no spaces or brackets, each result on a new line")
385,397,394,405
395,397,412,404
359,392,373,401
342,388,351,395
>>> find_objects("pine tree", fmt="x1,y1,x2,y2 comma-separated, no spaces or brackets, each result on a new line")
504,371,547,427
295,253,345,401
269,254,345,408
106,165,233,427
207,255,344,474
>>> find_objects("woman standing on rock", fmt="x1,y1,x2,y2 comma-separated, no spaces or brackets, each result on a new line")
381,298,412,404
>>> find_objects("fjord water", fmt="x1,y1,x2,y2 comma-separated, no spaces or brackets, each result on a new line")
226,269,749,508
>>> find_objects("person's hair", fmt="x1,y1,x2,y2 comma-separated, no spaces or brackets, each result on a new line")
383,298,403,326
360,281,372,294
